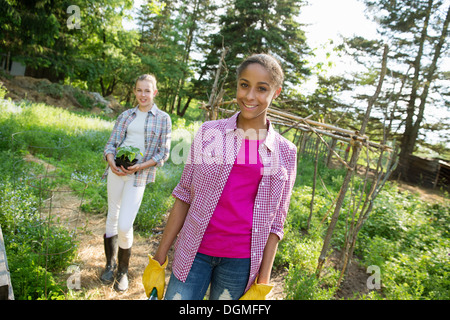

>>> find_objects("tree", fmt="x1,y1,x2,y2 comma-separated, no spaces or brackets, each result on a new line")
0,0,140,98
346,0,450,177
0,0,78,81
184,0,312,112
136,0,218,115
70,0,139,97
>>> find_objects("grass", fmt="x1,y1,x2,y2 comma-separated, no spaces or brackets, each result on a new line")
277,156,450,300
1,96,449,300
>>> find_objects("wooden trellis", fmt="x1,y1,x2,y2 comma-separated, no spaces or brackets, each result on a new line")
201,45,397,288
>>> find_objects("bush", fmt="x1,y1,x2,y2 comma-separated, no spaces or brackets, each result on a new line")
0,181,77,300
356,185,450,300
285,267,337,300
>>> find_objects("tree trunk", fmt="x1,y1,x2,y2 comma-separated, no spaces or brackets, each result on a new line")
316,45,389,276
396,1,449,179
177,95,192,117
307,138,321,230
174,0,200,115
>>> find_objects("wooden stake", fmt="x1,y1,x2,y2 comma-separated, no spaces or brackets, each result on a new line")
316,44,389,277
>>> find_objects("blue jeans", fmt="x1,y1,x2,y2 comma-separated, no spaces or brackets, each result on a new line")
165,252,250,300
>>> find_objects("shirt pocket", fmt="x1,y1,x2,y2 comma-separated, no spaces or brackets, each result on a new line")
271,167,288,183
198,151,221,178
146,127,161,148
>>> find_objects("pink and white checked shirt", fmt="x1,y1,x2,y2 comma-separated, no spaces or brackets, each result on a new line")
171,112,297,291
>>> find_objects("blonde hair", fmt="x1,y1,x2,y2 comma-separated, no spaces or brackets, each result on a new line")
135,74,157,89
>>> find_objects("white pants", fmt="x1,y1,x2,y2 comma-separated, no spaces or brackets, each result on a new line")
105,168,146,249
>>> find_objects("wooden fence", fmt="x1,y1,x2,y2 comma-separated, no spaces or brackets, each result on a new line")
400,155,450,191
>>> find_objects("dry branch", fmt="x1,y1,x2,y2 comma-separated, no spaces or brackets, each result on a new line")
202,102,393,153
316,44,389,278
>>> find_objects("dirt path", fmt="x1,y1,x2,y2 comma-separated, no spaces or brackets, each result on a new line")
74,210,155,300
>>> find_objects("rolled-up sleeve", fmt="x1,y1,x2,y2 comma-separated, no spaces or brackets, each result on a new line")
152,115,172,167
103,113,125,160
172,123,205,204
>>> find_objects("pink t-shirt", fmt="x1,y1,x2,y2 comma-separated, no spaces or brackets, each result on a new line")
198,138,263,258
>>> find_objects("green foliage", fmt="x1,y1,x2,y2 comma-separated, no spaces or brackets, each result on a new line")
35,81,64,99
116,146,143,162
277,152,449,300
70,87,96,110
0,181,77,300
355,184,450,300
0,82,7,100
285,269,337,300
197,0,311,102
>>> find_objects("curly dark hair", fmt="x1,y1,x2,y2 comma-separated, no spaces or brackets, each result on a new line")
236,53,284,88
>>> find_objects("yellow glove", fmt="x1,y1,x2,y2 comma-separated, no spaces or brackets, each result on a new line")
142,255,168,300
239,278,273,300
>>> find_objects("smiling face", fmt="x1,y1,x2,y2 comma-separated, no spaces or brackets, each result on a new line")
236,63,281,126
134,79,157,110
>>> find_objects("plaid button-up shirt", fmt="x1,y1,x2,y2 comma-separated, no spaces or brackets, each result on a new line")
171,112,297,291
103,104,172,187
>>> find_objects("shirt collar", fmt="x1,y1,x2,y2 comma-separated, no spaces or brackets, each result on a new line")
226,111,276,152
133,103,158,116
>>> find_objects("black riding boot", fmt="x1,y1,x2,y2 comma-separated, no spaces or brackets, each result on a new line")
114,247,131,292
100,234,118,284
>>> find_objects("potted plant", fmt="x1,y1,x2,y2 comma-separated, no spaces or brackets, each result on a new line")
115,146,143,169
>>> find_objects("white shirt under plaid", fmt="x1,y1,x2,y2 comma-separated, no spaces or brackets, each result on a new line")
103,104,172,187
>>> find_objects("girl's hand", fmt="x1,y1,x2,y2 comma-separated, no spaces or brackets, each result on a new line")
106,154,126,176
121,163,141,175
111,165,126,176
239,277,273,300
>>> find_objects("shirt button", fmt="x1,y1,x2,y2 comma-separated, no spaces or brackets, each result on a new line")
256,204,260,209
255,228,258,232
261,182,265,186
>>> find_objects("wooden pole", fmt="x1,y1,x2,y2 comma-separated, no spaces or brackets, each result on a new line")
316,44,389,277
207,47,228,120
203,104,392,153
307,138,321,230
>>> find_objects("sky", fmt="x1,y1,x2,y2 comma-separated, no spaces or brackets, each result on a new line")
298,0,378,48
296,0,379,93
